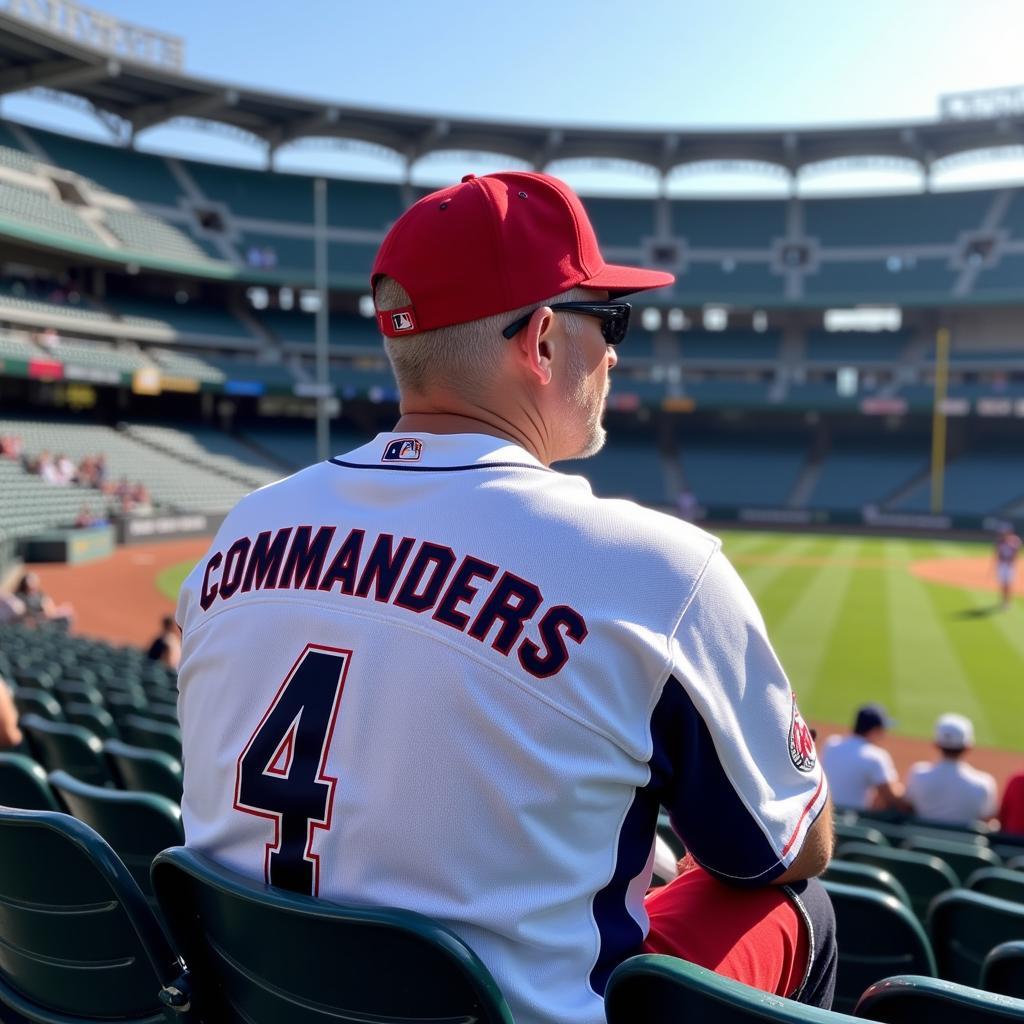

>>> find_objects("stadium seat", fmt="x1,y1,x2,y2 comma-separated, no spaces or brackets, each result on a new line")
1006,855,1024,873
837,843,959,921
854,973,1024,1022
144,701,180,727
834,822,890,847
0,752,60,811
823,861,911,908
48,769,183,899
604,953,856,1023
965,867,1024,903
0,806,185,1023
53,679,105,708
928,890,1024,986
63,702,119,740
105,739,183,801
13,687,63,721
823,881,936,1012
982,941,1024,999
20,713,115,788
151,845,516,1024
901,837,1002,884
105,689,150,722
120,715,182,758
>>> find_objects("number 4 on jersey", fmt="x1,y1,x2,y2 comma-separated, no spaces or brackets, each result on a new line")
234,644,350,895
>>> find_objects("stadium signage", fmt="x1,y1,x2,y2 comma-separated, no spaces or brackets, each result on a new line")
977,397,1013,417
1,0,185,70
859,397,907,416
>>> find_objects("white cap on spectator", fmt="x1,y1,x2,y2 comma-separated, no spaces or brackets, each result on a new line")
935,713,974,751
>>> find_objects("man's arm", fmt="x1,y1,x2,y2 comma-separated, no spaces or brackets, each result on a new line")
0,676,22,748
773,799,833,885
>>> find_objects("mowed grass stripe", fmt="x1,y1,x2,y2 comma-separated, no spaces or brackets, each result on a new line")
884,540,992,743
762,537,863,706
728,535,824,597
913,547,1024,750
808,541,894,727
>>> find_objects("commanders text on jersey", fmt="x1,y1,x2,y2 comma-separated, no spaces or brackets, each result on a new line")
198,525,588,679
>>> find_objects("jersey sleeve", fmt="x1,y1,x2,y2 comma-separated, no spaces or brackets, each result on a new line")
651,548,828,886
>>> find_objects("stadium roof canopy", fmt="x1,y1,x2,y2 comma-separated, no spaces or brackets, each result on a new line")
2,9,1024,176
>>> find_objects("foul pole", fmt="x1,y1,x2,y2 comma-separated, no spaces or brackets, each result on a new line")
930,326,951,514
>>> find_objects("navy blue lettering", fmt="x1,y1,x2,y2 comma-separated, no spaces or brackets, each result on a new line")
468,572,542,654
518,604,588,679
279,526,335,591
318,529,365,595
242,528,292,593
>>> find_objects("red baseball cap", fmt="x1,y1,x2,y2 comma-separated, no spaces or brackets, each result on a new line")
371,171,674,338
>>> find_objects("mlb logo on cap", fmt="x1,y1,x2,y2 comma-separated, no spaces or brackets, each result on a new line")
382,438,423,462
391,310,415,332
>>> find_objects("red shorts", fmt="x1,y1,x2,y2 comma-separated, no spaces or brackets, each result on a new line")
641,864,809,998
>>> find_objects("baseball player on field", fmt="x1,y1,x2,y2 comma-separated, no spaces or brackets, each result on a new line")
175,170,836,1024
995,524,1021,609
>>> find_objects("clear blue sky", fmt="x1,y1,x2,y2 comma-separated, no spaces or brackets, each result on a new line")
4,0,1024,192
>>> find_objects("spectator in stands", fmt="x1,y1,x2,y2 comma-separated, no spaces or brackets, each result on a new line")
999,768,1024,835
821,704,907,811
146,614,181,671
904,714,997,826
0,433,22,460
94,454,108,489
0,675,22,749
676,487,699,521
74,504,107,529
35,326,59,350
14,572,74,628
54,452,76,485
0,592,25,625
130,482,153,513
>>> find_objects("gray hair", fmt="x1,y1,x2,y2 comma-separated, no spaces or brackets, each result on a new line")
375,277,591,398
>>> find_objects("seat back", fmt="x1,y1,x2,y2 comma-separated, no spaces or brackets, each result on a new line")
837,842,959,920
928,890,1024,986
966,867,1024,903
834,822,889,847
48,770,183,898
0,807,179,1023
855,973,1024,1022
121,715,182,758
0,753,60,811
105,739,183,801
64,702,119,740
604,954,856,1023
20,713,113,787
823,860,911,907
902,837,1002,884
982,941,1024,999
151,846,515,1024
12,687,62,721
823,881,936,1013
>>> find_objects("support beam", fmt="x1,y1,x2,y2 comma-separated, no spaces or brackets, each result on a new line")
130,88,238,133
0,57,118,96
266,106,341,148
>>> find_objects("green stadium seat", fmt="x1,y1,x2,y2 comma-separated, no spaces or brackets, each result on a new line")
982,941,1024,999
901,838,1002,884
965,868,1024,903
928,890,1024,986
121,715,182,758
20,714,114,788
104,739,183,802
835,822,890,847
54,679,105,708
823,861,912,908
151,845,515,1024
11,667,56,691
149,847,520,1024
63,702,119,741
105,689,150,722
837,843,959,921
13,687,63,721
823,881,936,1013
144,701,180,727
1005,855,1024,873
48,769,183,900
0,752,60,811
604,953,855,1023
0,806,184,1023
854,973,1024,1022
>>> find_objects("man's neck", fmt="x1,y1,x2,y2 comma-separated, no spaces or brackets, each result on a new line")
393,410,551,466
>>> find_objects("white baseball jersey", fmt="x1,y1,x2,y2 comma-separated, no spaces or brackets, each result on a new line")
176,431,827,1024
905,759,997,825
820,735,897,810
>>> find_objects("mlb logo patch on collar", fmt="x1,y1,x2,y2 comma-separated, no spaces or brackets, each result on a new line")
382,437,423,462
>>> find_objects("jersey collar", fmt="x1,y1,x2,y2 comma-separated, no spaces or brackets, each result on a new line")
335,432,550,472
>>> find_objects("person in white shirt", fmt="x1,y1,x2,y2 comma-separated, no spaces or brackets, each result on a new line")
821,704,905,811
905,714,997,826
177,171,837,1024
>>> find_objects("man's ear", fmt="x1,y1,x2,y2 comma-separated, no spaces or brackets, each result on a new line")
516,306,556,386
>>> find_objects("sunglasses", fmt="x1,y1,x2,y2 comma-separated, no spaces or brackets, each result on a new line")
501,301,632,346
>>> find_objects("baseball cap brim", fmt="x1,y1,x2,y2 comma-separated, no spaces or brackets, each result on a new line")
583,262,675,297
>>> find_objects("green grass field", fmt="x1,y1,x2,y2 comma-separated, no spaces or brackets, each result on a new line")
154,530,1024,750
